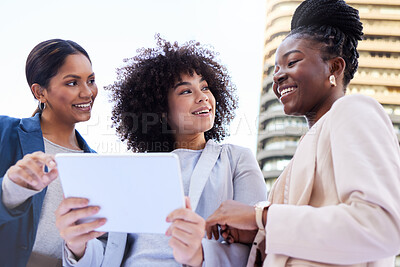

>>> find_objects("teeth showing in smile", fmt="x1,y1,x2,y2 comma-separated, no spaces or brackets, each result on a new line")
74,103,91,108
193,109,210,115
280,87,296,96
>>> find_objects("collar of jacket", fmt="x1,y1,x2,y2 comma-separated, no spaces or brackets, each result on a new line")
18,113,95,154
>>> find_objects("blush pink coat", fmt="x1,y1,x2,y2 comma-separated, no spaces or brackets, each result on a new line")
252,94,400,267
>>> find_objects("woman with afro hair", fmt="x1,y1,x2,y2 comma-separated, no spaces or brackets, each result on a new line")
58,35,267,267
206,0,400,266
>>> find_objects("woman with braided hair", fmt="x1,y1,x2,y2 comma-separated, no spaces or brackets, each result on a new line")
206,0,400,266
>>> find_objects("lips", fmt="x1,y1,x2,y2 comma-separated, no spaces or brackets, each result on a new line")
192,106,212,115
278,85,297,98
72,101,92,110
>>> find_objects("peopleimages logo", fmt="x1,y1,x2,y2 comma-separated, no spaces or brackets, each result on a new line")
76,111,313,153
78,112,310,137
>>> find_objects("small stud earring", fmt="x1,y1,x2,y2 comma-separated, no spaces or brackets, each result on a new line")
329,75,336,87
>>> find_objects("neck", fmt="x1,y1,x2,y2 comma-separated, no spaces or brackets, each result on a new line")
40,111,79,150
174,133,207,150
305,90,345,128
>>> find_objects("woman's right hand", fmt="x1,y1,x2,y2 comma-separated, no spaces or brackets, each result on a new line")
55,197,106,260
7,151,58,191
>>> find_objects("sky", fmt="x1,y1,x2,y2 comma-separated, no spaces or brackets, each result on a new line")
0,0,266,155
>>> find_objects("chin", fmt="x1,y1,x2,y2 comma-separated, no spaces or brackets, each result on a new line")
204,126,214,133
283,107,293,115
283,105,298,116
203,122,215,132
76,114,92,123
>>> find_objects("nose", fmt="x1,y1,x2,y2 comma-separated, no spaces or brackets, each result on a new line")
196,90,209,103
79,83,94,99
273,69,287,85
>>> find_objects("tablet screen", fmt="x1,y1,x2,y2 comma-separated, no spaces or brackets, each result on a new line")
55,153,185,234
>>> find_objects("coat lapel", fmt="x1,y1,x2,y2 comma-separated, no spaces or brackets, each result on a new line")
188,140,222,211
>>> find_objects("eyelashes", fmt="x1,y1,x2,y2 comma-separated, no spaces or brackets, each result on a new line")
66,79,96,87
178,86,209,95
288,59,300,67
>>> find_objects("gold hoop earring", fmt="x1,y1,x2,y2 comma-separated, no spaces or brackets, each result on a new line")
329,75,336,87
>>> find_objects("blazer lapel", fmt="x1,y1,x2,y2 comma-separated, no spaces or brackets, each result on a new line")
188,140,222,211
288,140,316,205
17,114,44,155
16,114,47,228
102,232,128,267
288,118,324,205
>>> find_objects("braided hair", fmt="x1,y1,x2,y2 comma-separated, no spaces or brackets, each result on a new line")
289,0,363,87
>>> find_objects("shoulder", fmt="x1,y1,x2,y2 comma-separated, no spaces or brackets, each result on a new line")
0,115,21,126
205,139,252,155
330,94,385,116
205,140,255,162
327,94,390,126
221,143,252,155
0,116,21,137
327,94,397,143
219,142,255,165
0,116,23,171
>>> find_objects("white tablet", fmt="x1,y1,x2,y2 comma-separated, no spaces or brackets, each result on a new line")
55,153,185,234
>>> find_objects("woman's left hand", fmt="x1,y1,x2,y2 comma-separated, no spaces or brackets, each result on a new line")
166,197,205,267
205,200,257,241
219,225,258,244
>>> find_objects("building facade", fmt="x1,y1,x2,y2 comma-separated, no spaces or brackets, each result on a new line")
257,0,400,192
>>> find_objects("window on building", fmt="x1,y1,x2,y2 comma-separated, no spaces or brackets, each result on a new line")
393,124,400,134
380,7,400,16
262,157,291,172
265,178,277,192
382,104,400,116
263,136,299,151
271,2,299,13
266,100,283,113
264,117,307,132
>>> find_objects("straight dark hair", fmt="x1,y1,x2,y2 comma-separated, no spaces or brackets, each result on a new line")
26,39,91,115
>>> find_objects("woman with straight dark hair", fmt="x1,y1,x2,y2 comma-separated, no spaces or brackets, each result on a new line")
0,39,97,267
206,0,400,266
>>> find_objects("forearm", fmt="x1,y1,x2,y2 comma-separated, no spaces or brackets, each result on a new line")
2,171,39,209
266,202,400,264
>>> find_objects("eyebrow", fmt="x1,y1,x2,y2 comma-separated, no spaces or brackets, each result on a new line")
275,50,304,65
173,76,206,90
63,72,95,79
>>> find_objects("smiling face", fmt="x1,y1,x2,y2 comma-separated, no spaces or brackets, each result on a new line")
273,35,339,124
167,72,216,137
41,53,97,125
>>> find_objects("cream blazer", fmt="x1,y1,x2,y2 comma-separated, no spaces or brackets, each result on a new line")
253,95,400,267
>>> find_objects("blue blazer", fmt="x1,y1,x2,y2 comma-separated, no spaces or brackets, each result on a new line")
0,113,94,267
